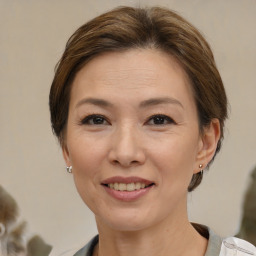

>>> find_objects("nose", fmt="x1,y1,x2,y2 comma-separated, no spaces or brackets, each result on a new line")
108,124,146,168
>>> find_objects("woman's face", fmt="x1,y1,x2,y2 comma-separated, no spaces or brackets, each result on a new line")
63,49,206,231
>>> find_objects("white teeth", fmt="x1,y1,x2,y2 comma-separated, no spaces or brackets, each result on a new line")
114,183,119,190
135,182,141,190
107,182,149,191
119,183,126,191
127,183,135,191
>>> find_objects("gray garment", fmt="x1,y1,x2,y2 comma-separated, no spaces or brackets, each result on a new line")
74,226,222,256
205,228,222,256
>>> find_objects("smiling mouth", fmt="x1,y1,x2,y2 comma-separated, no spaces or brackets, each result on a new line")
103,182,154,192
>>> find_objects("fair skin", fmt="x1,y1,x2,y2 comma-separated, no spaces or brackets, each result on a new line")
63,49,220,256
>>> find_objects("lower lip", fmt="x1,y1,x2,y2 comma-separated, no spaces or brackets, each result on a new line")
102,185,153,202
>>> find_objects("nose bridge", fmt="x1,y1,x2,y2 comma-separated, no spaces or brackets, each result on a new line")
109,122,145,167
118,123,137,150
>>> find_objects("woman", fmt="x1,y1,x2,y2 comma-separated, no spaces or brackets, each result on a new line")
49,6,255,256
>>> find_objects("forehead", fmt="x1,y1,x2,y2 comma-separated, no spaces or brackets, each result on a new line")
70,49,195,108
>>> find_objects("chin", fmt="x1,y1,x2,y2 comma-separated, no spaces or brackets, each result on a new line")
106,219,149,232
96,208,156,232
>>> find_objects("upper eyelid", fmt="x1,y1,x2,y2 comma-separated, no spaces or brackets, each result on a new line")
80,114,110,124
79,113,175,124
147,114,174,120
145,114,176,124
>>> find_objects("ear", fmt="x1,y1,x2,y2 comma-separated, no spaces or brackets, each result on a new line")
62,143,72,167
194,119,221,173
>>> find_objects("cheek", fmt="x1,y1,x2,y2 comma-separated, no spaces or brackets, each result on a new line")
67,136,107,195
69,139,107,213
149,134,199,185
68,134,106,172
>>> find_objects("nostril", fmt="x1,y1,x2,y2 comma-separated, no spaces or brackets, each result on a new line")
112,160,120,165
111,159,139,167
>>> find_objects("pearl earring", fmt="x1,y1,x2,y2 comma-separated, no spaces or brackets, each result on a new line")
199,164,203,175
66,166,73,173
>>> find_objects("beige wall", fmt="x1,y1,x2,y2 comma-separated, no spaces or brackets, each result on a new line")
1,0,255,253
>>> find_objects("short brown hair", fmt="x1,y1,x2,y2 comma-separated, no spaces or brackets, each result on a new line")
49,6,228,191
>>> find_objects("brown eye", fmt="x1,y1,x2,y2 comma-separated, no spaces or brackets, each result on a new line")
147,115,175,125
81,115,109,125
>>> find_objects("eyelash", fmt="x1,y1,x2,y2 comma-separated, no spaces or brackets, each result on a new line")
146,114,176,125
79,114,176,126
80,114,109,125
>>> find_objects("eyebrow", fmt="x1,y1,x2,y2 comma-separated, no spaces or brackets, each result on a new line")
75,98,114,109
75,97,183,109
139,97,184,109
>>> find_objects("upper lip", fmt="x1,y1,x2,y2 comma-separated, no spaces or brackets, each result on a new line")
101,176,154,186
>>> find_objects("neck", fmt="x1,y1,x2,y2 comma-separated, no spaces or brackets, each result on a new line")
94,211,207,256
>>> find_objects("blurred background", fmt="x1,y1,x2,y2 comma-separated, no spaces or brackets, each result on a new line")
0,0,255,254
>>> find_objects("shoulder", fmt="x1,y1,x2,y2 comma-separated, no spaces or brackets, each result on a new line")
49,236,98,256
193,224,255,256
203,226,222,256
219,237,256,256
205,226,255,256
50,230,256,256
